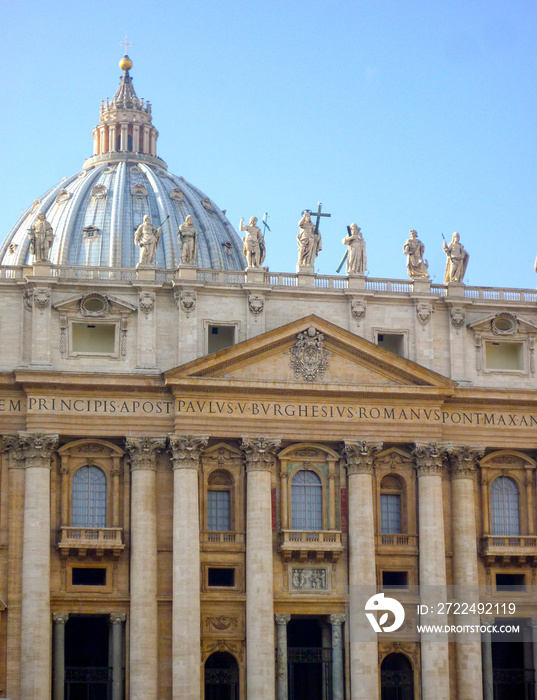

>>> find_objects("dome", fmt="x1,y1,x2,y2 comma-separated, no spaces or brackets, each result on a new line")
0,58,245,271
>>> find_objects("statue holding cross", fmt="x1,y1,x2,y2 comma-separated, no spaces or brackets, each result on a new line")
297,202,330,269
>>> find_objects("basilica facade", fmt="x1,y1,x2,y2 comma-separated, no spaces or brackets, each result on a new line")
1,56,537,700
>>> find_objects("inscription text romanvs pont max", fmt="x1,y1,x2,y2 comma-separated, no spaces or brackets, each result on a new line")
1,395,534,429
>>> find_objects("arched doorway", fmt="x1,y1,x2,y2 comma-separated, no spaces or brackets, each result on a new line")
381,653,414,700
204,652,239,700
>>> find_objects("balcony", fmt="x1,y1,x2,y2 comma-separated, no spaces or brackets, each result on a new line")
58,527,124,558
376,534,419,555
201,531,245,553
481,535,537,565
278,530,343,562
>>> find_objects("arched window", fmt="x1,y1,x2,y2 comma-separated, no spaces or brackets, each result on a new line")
207,469,233,531
72,466,107,528
291,469,322,531
380,475,403,534
491,476,520,536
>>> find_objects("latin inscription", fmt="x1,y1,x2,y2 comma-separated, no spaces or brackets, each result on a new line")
0,394,529,429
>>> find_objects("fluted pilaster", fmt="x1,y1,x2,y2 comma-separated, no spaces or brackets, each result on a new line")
342,440,382,700
242,437,280,700
17,433,58,700
125,436,166,700
168,435,208,700
413,442,449,700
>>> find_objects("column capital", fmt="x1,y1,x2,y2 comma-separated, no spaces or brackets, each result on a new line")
241,436,281,473
168,435,208,470
275,613,291,625
446,445,486,479
3,434,26,468
15,432,59,468
413,442,446,477
481,616,495,626
341,439,382,475
110,613,127,624
52,612,69,624
329,614,346,625
125,436,166,471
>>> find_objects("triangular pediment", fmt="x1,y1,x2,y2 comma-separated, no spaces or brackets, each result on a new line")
468,312,537,335
53,292,136,314
165,315,455,390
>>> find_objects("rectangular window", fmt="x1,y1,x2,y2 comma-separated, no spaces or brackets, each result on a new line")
208,568,235,587
496,573,526,592
207,490,231,531
71,323,116,355
485,342,524,371
382,571,409,589
380,494,402,534
72,567,107,586
208,325,235,354
377,333,405,357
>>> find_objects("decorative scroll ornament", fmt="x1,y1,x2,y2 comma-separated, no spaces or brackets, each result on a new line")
139,291,155,317
288,326,330,381
248,294,264,315
450,306,466,329
205,616,238,631
491,312,519,335
33,287,51,310
351,299,366,322
179,290,196,315
416,302,432,326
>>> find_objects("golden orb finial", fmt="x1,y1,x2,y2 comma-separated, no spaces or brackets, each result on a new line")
119,55,133,71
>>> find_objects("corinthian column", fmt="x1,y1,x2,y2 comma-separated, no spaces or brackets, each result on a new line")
168,435,208,700
18,433,58,700
449,446,485,700
125,437,166,700
413,443,449,700
342,440,382,700
242,437,281,700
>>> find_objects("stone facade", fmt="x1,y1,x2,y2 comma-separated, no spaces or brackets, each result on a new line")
1,56,537,700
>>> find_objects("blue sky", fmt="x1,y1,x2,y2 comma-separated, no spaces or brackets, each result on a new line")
2,0,536,287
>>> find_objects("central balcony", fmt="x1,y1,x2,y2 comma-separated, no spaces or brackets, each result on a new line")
376,534,419,555
58,526,124,558
278,530,343,562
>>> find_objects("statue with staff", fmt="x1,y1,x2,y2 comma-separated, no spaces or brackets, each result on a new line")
340,223,367,274
239,216,266,268
28,211,54,262
134,214,168,266
442,231,469,283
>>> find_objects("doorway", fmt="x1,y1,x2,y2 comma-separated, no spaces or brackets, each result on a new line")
64,615,112,700
288,618,331,700
380,653,414,700
204,652,239,700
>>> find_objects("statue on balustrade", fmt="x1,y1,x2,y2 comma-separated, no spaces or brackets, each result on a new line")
239,216,266,268
178,215,198,265
343,223,367,274
443,232,469,283
403,229,429,279
134,215,161,266
28,212,54,262
297,211,322,267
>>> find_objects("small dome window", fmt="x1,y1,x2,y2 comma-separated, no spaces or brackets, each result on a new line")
492,313,518,335
79,294,109,317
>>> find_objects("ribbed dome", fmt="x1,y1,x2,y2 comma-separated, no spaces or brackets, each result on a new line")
0,57,245,271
